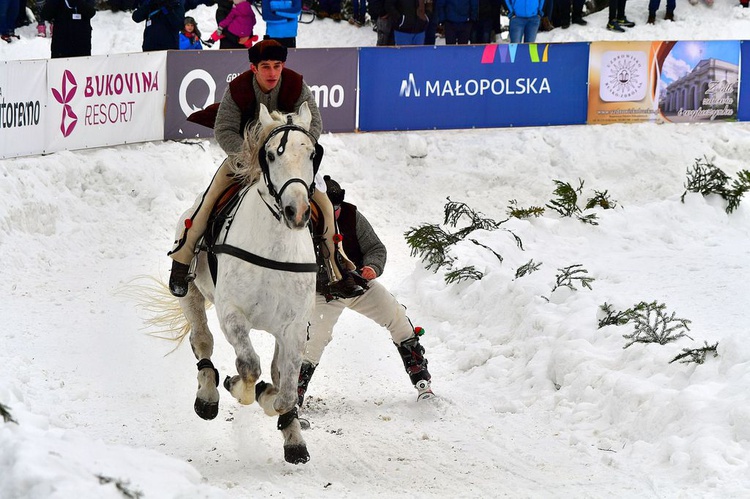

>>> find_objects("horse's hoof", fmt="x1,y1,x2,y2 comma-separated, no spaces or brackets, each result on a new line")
255,380,268,400
284,444,310,464
194,398,219,420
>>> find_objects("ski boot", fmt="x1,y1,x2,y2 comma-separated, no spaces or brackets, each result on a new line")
396,327,434,401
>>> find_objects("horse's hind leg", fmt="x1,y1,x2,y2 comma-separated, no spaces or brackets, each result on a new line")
181,285,220,420
219,310,261,405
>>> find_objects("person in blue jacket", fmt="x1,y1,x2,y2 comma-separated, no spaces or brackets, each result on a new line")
435,0,477,44
179,16,203,49
506,0,543,43
132,0,185,51
262,0,301,47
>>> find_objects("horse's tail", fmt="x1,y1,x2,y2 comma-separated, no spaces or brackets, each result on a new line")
117,276,204,352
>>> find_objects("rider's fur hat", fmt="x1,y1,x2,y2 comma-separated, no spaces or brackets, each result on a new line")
248,39,288,65
324,175,345,205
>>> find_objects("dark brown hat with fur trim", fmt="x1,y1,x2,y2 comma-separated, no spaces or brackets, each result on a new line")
248,39,288,65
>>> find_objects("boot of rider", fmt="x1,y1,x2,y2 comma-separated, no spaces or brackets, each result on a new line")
395,334,434,400
168,158,236,296
297,361,317,407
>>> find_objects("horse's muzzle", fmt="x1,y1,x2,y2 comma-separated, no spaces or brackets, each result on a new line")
283,203,311,229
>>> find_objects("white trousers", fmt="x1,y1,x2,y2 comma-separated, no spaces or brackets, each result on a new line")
303,280,415,365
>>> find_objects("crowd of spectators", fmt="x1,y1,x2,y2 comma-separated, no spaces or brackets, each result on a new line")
2,0,748,52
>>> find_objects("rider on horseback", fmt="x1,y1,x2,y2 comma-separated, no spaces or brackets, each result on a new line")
168,39,364,300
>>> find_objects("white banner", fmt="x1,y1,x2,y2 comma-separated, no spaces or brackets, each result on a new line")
46,52,167,153
0,60,47,159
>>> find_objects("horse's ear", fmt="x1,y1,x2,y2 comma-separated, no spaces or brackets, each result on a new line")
297,101,312,130
259,104,274,128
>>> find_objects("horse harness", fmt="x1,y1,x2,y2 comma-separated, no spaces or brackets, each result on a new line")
202,119,322,282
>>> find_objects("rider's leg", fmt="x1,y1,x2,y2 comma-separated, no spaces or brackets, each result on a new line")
312,189,363,298
168,158,236,296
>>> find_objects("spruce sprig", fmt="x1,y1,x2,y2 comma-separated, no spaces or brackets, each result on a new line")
669,341,718,365
622,301,693,348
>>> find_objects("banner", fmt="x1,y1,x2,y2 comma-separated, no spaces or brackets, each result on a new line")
588,40,740,124
0,60,47,159
46,52,167,153
164,47,358,140
358,43,589,131
739,41,750,122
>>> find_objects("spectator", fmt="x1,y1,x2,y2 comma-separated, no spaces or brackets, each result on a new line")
539,0,553,32
435,0,477,44
348,0,366,25
385,0,428,45
41,0,95,57
297,175,435,410
261,0,301,47
132,0,185,51
647,0,675,23
369,0,394,45
423,0,437,44
179,15,203,48
0,0,20,42
605,0,633,32
552,0,585,28
470,0,501,43
316,0,342,21
506,0,542,43
213,0,257,48
214,0,234,47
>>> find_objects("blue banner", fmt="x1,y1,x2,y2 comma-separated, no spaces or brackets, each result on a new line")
358,43,590,131
739,41,750,122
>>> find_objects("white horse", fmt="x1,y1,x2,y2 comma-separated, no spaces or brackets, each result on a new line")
177,102,319,464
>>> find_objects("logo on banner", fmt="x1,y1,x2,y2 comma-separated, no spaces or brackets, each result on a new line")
481,44,549,64
179,69,216,117
51,70,78,137
599,51,647,102
399,73,550,98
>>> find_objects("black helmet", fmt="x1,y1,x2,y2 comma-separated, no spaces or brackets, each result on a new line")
324,175,345,205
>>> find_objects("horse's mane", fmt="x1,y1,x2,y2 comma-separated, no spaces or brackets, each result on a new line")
227,109,293,186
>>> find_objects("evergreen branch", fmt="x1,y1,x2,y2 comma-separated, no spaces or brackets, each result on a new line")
469,239,503,264
669,341,719,365
622,301,693,348
681,156,730,202
445,266,484,284
507,199,545,219
585,190,618,210
515,259,542,279
1,402,16,424
443,197,504,230
598,302,633,328
551,264,595,293
546,179,584,217
404,224,458,272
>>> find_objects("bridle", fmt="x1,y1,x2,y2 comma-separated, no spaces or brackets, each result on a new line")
257,115,323,212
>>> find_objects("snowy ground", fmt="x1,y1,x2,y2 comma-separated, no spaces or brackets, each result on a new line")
2,2,750,498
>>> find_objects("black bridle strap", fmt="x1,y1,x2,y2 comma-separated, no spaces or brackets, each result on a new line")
212,244,318,273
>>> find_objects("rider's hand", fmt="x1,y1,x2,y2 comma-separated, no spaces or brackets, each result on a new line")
360,266,377,281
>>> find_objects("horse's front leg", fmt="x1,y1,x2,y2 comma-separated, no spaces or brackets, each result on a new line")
181,285,220,420
219,309,261,405
256,323,309,464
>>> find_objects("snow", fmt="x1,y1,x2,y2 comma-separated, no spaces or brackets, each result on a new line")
2,2,750,498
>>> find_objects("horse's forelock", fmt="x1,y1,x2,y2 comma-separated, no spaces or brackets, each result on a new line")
230,109,308,185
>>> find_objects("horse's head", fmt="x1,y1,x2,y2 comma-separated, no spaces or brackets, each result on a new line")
239,102,322,230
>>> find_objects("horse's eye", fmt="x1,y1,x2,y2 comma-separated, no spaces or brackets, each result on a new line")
267,152,275,162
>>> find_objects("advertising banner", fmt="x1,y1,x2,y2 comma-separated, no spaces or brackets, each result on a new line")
164,47,358,140
588,40,740,124
46,52,167,152
739,41,750,122
358,43,589,131
0,60,47,159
